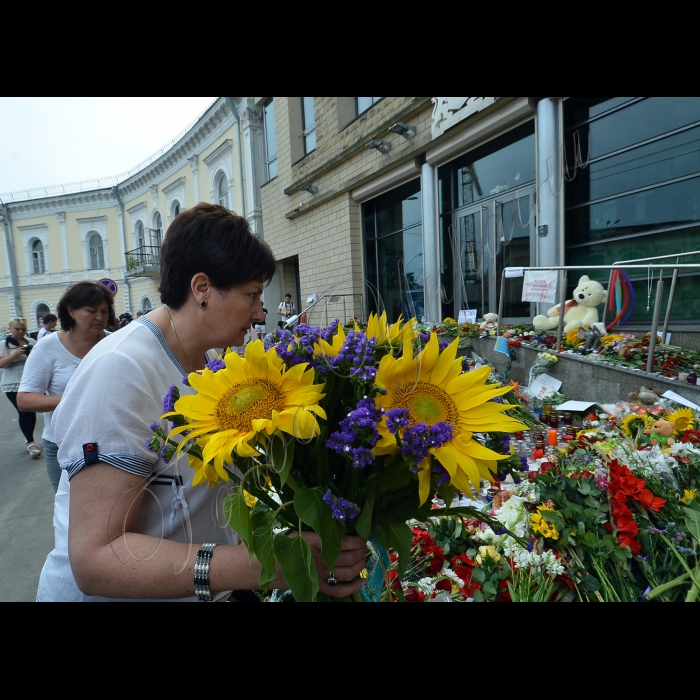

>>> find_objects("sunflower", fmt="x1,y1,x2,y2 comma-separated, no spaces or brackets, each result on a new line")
356,311,415,346
565,328,584,347
666,407,696,434
165,340,326,482
373,334,529,504
620,413,654,437
313,322,346,357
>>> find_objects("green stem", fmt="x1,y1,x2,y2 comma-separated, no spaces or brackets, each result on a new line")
646,572,690,601
658,533,700,588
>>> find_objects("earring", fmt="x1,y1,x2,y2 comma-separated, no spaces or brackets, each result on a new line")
199,300,207,308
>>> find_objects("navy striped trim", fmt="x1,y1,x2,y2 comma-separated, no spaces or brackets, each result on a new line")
62,453,155,480
150,474,184,486
137,316,187,377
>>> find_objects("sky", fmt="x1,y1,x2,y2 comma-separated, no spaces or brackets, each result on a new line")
0,97,217,197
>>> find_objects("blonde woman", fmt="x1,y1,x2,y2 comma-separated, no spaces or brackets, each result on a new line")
0,318,40,457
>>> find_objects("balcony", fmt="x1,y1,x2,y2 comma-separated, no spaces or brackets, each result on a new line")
125,246,161,278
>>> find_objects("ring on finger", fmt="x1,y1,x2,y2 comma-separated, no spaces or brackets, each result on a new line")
327,572,337,586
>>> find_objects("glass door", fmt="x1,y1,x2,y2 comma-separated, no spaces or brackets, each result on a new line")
451,185,534,322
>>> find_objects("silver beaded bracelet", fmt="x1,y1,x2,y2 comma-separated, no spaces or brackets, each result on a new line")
194,542,220,602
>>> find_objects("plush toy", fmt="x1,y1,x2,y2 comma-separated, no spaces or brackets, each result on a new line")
479,313,499,332
645,419,676,447
532,275,608,334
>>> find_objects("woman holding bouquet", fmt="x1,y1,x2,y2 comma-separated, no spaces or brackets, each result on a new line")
37,203,366,602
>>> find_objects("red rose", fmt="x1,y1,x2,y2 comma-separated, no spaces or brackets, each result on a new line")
404,587,426,602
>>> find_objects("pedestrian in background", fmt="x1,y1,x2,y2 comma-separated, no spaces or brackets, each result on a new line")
253,307,268,340
277,293,296,323
0,318,40,458
38,314,58,340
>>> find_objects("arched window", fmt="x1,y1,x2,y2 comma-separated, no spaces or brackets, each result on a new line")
36,303,50,328
142,297,153,312
174,201,180,217
217,172,229,209
31,239,45,274
89,232,105,269
136,221,145,249
151,212,163,248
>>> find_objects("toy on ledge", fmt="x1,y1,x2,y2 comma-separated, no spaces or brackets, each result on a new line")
479,312,499,336
532,275,608,334
645,418,676,448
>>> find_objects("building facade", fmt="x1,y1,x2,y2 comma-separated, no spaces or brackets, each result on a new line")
0,97,268,330
259,97,700,327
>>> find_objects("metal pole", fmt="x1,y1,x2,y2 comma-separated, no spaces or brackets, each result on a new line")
496,269,506,337
646,278,664,375
556,270,567,352
662,265,679,342
601,269,614,328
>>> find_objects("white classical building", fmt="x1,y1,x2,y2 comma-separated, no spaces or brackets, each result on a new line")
0,97,272,330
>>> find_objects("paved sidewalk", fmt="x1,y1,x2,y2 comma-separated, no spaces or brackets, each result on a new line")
0,395,54,601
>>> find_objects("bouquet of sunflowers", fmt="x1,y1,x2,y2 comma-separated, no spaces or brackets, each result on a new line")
148,313,528,601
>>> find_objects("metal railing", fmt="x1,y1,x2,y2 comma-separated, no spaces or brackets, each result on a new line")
283,293,363,329
496,263,700,375
125,245,161,274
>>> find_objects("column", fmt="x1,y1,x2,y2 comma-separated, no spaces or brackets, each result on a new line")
239,102,265,236
57,211,70,277
188,155,200,205
421,161,441,325
536,97,562,269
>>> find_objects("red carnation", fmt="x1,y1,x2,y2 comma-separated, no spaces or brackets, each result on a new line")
404,587,426,602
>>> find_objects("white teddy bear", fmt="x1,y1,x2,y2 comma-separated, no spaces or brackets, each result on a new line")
479,312,499,333
532,275,607,334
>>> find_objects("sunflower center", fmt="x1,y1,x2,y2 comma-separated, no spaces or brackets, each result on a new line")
216,379,284,431
393,381,459,427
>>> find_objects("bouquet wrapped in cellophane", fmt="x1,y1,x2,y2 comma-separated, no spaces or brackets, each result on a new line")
149,313,529,601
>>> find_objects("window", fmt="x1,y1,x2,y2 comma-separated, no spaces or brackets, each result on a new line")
174,201,180,217
36,303,50,328
263,99,278,181
217,172,229,208
142,297,153,312
302,97,316,155
31,239,45,274
356,97,382,116
89,233,105,269
136,221,145,248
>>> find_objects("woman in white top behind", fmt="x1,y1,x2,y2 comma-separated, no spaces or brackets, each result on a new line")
18,282,112,493
0,318,39,457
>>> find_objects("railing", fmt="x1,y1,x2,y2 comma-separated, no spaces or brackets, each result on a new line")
283,293,363,329
125,246,161,275
496,263,700,375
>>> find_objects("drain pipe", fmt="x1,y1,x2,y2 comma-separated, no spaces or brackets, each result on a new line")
0,201,22,317
111,186,133,313
225,97,247,219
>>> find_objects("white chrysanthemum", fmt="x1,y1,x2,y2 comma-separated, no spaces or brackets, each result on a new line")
416,577,437,595
440,567,465,588
494,495,528,538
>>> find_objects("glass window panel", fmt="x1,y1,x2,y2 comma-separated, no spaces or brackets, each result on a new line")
264,99,278,180
438,121,535,214
302,97,316,154
356,97,372,114
565,97,636,126
571,97,700,161
364,237,378,317
374,179,421,237
568,125,700,206
89,233,104,269
457,210,487,319
566,175,700,245
496,196,531,318
403,225,424,320
32,240,44,274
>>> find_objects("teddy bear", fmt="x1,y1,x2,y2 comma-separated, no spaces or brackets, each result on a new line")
532,275,608,334
479,312,499,333
645,418,676,447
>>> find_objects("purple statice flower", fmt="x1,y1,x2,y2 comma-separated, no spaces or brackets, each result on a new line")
205,357,226,373
160,444,175,463
493,526,508,536
145,435,160,453
386,407,410,435
401,421,454,467
513,473,522,484
182,376,190,386
462,357,471,372
519,455,529,470
327,397,382,468
647,526,663,534
323,489,360,521
495,471,508,482
319,319,340,343
502,434,511,452
149,422,160,431
432,464,451,488
678,547,698,555
438,340,451,352
527,540,535,552
163,384,179,414
418,332,431,343
330,331,377,383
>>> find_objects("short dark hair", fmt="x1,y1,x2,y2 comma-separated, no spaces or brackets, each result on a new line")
285,293,292,299
42,314,58,324
57,281,117,331
159,203,276,309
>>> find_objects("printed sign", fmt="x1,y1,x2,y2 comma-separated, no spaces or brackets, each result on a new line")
458,309,477,324
98,278,118,295
522,270,558,304
505,267,524,278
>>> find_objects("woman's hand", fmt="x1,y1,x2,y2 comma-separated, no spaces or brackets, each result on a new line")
307,533,368,598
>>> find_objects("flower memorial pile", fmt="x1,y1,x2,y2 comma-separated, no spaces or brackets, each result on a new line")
147,312,529,601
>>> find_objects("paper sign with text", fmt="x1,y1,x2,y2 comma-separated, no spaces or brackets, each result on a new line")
458,309,477,324
522,270,559,304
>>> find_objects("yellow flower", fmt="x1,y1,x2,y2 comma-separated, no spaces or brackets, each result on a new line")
475,545,501,564
373,334,528,504
443,317,457,325
360,311,414,346
243,490,258,508
313,322,346,357
620,413,654,437
165,340,327,483
565,329,584,346
530,505,559,540
600,334,624,347
681,488,697,505
666,407,695,435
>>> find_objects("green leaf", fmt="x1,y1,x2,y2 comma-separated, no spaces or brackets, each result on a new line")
580,575,601,593
684,507,700,549
472,588,485,602
294,487,345,572
472,567,486,585
223,487,253,551
355,490,374,540
268,433,295,489
251,511,276,588
482,580,497,598
272,533,318,602
584,496,600,508
372,520,413,579
437,481,456,510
